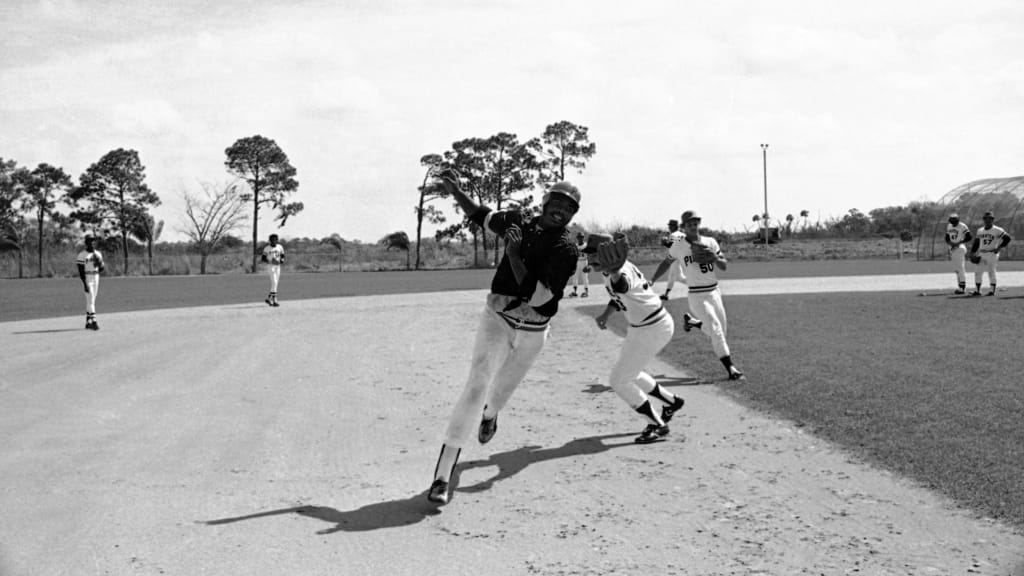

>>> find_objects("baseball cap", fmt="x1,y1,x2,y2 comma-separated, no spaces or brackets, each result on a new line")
668,219,679,227
84,234,95,241
948,213,959,220
681,210,702,223
983,211,995,218
581,233,613,254
543,181,581,210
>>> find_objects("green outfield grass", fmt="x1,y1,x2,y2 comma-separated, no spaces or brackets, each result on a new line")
590,290,1024,530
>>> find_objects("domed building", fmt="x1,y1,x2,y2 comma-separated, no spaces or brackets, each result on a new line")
919,176,1024,260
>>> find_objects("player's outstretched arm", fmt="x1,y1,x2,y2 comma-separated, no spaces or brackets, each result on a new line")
651,257,674,283
437,169,481,216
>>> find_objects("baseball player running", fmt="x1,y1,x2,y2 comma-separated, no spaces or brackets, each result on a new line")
968,211,1012,296
427,169,581,505
660,219,686,300
261,234,285,306
945,213,973,294
652,210,744,381
569,232,591,298
75,234,106,331
586,233,686,444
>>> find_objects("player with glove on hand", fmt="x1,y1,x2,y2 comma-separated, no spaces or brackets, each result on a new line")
587,233,686,444
76,234,106,330
652,210,745,381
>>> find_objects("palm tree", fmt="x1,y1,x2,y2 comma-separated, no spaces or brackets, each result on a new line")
785,213,795,237
799,209,810,233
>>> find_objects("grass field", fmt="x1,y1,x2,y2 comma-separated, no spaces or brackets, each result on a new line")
3,259,1023,531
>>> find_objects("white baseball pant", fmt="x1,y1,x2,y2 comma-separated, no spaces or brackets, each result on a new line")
950,244,967,285
688,287,730,359
443,303,549,449
608,314,674,409
83,273,100,314
268,264,281,292
974,252,1000,286
572,260,590,291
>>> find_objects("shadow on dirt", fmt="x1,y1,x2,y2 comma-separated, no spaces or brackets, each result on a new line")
199,433,641,534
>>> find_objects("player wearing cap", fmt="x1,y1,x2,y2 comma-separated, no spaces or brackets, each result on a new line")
968,211,1013,296
569,231,591,298
75,234,106,330
945,213,973,294
659,219,686,300
652,210,744,381
260,234,284,306
585,232,686,444
426,171,581,505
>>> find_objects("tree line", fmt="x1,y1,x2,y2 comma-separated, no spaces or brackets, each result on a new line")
0,135,302,277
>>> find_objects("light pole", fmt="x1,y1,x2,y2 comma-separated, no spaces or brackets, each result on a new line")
760,143,769,249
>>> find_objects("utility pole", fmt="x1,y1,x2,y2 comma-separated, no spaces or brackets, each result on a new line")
760,143,769,249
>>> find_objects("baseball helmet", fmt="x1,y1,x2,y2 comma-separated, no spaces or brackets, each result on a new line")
681,210,702,224
542,181,581,210
581,233,613,254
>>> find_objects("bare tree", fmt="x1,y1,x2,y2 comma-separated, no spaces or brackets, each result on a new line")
179,181,248,274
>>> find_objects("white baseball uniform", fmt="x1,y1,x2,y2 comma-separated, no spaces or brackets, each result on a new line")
663,230,686,293
668,235,731,359
946,221,970,285
75,249,104,314
572,239,590,295
602,261,675,410
974,224,1009,288
262,243,285,293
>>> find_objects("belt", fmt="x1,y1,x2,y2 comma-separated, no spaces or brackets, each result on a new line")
630,307,668,328
497,311,550,332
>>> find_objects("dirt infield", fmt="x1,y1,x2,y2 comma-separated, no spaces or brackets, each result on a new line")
2,278,1024,575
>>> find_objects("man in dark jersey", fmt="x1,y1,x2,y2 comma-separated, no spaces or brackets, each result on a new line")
428,169,581,505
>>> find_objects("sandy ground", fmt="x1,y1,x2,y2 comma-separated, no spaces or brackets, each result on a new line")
2,273,1024,576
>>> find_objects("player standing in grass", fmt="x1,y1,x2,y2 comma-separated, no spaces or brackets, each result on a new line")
660,219,686,300
652,210,744,381
569,232,591,298
586,233,686,444
261,234,284,306
968,211,1012,296
945,213,972,294
76,234,105,331
426,169,580,505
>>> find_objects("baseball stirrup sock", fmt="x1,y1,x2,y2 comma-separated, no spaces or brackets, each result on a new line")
634,400,663,426
433,444,461,482
647,383,674,405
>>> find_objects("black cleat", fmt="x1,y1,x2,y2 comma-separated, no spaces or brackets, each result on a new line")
265,297,273,306
728,368,745,381
635,423,669,444
271,300,280,307
427,479,450,504
682,313,702,332
478,413,498,444
661,396,685,424
986,291,996,296
953,289,965,295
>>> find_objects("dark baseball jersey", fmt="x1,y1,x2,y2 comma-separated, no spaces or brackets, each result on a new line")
469,207,578,318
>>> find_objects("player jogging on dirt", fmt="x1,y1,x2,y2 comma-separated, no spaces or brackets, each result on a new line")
261,234,284,306
427,169,580,505
586,233,686,444
75,234,105,331
652,210,744,381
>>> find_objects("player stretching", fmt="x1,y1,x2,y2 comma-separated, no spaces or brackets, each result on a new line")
968,211,1012,296
660,219,686,300
945,213,972,294
652,210,744,381
261,234,284,306
586,233,686,444
427,169,580,505
75,234,106,330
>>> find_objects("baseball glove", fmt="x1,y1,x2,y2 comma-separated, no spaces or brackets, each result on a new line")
582,265,592,273
969,253,982,264
597,237,629,271
690,242,717,265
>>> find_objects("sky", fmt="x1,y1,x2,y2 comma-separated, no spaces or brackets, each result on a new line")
2,0,1023,243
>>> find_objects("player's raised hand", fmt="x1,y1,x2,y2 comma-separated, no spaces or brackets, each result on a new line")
597,236,629,271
